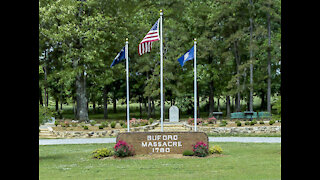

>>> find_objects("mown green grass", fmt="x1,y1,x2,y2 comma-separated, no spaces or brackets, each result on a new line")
39,142,281,180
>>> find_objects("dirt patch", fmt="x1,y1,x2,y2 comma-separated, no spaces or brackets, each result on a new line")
101,153,225,160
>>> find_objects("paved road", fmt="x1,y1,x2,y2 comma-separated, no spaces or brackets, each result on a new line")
39,137,280,145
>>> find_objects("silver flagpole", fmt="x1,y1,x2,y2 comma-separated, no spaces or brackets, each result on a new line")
194,38,197,132
126,38,130,132
160,10,164,132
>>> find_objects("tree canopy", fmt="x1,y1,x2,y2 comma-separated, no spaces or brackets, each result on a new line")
39,0,281,121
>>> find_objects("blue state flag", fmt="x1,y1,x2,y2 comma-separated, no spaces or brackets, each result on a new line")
177,46,194,67
110,46,126,67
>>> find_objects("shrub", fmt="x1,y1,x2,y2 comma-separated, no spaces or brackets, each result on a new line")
269,120,275,125
192,141,209,157
250,121,255,126
188,118,203,125
39,105,53,126
245,121,250,125
83,126,88,130
207,116,216,124
149,118,154,124
90,120,97,126
119,120,125,126
236,121,242,126
110,121,116,128
219,120,227,127
92,147,114,159
139,119,149,126
54,121,59,126
98,125,104,129
122,123,127,128
101,121,108,128
259,121,265,124
209,145,223,154
114,140,135,157
183,150,194,156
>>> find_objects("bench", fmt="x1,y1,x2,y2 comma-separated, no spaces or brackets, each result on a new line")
244,111,256,121
212,112,223,120
231,111,271,120
257,112,271,120
230,112,245,119
231,111,257,120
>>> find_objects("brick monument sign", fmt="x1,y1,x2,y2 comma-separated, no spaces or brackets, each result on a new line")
116,132,208,155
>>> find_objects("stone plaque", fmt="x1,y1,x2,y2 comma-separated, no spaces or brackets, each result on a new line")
169,106,179,122
116,132,208,155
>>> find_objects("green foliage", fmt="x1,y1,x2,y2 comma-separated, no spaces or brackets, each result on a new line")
236,121,242,127
110,121,116,128
245,121,250,126
250,120,257,126
259,121,265,124
39,0,281,120
98,125,104,129
149,118,154,124
92,147,114,159
101,121,108,128
39,105,53,126
119,120,125,126
83,126,88,130
90,120,97,126
121,124,127,128
183,150,194,156
269,120,275,125
220,120,227,127
272,96,281,115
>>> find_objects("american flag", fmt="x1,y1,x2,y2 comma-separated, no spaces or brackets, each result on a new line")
138,19,160,56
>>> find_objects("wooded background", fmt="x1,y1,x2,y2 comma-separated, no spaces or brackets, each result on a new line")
39,0,281,121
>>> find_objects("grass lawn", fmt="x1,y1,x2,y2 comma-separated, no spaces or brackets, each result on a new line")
39,142,281,180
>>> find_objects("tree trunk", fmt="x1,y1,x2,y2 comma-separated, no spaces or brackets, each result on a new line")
209,80,214,117
233,41,241,112
260,91,266,111
43,50,49,107
39,87,43,106
226,96,231,117
103,85,108,119
113,96,117,113
92,101,96,114
76,72,89,122
151,99,155,118
139,95,142,119
249,0,254,112
218,97,221,112
55,99,59,111
73,100,77,119
148,96,151,119
267,9,272,113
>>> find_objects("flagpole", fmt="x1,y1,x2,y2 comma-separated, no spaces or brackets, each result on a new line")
194,38,197,132
160,9,164,132
125,38,130,132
